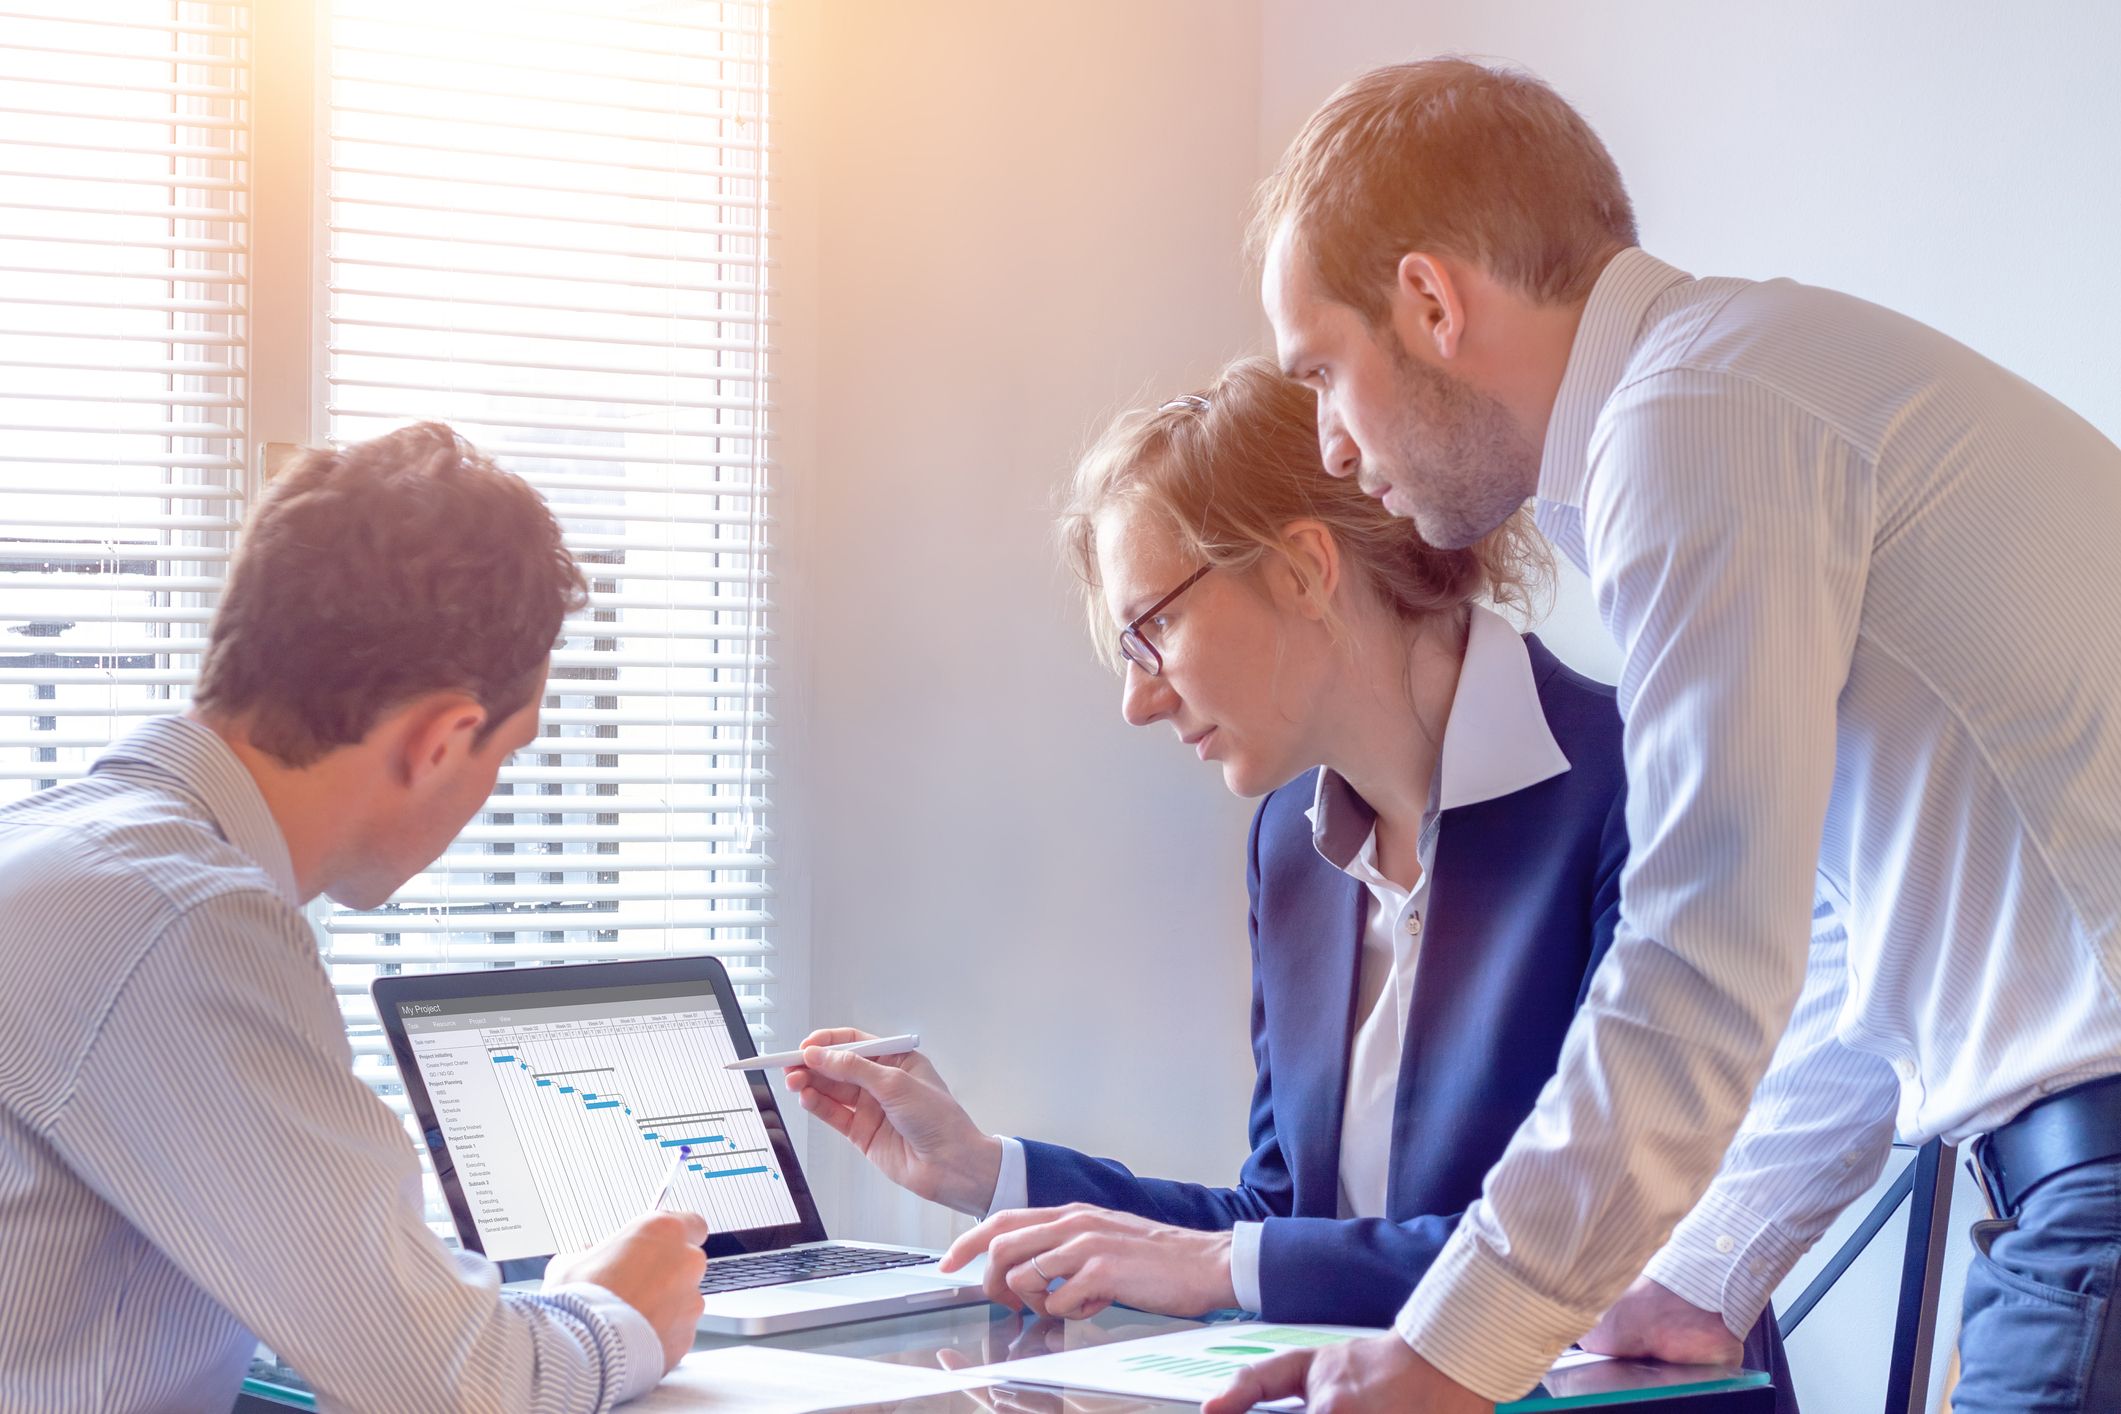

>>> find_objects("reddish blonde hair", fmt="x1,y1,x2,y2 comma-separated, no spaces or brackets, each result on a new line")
1249,58,1636,317
1059,356,1548,668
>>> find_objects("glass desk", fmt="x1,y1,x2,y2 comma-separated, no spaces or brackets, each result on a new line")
239,1303,1773,1411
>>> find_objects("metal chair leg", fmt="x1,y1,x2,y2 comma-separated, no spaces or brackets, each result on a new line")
1772,1138,1957,1414
1884,1139,1955,1414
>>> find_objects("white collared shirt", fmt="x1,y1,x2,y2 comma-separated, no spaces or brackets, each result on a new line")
1325,809,1430,1227
988,606,1571,1313
1395,248,2121,1401
1305,605,1571,1234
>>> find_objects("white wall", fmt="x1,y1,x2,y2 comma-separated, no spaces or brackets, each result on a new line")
1257,4,2121,1409
775,0,1268,1251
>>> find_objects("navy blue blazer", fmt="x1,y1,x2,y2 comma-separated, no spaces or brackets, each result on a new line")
1020,633,1626,1324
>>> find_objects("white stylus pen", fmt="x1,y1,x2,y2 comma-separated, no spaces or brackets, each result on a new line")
722,1032,920,1071
651,1147,693,1211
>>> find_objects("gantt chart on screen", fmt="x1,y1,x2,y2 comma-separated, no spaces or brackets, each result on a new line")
398,982,798,1262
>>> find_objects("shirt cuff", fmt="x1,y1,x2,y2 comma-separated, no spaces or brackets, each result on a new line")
987,1136,1029,1215
551,1281,666,1404
1392,1226,1588,1403
1641,1184,1807,1338
1229,1221,1265,1313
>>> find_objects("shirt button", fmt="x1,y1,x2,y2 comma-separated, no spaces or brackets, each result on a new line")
1406,912,1422,938
1715,1235,1736,1255
1895,1059,1917,1081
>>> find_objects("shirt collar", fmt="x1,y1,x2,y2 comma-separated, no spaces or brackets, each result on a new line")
1537,247,1694,512
91,715,302,907
1305,605,1573,871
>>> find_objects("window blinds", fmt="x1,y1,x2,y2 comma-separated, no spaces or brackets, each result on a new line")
0,2,249,796
317,0,778,1142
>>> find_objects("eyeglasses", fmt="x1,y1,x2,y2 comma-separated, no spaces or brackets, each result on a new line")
1117,565,1211,676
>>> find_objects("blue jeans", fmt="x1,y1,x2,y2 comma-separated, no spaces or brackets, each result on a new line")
1952,1155,2121,1413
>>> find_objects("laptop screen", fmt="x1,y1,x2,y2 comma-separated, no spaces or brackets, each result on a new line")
392,976,802,1263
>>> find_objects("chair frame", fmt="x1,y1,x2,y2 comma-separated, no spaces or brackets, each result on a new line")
1776,1138,1957,1414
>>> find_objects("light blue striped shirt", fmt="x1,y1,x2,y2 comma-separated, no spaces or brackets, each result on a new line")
0,716,662,1413
1395,249,2121,1399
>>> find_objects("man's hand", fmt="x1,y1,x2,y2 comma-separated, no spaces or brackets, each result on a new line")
939,1203,1236,1320
1580,1277,1743,1366
783,1028,1003,1215
1203,1333,1493,1414
544,1210,708,1372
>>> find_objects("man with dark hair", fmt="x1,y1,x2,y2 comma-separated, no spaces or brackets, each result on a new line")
0,424,708,1413
1212,57,2121,1414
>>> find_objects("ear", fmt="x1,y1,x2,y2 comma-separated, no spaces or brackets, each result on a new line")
1274,519,1342,621
392,692,490,789
1392,252,1466,360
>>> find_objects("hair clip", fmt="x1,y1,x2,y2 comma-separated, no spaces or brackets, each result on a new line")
1158,393,1210,414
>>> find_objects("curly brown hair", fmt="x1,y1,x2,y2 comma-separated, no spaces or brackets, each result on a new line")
1059,356,1549,670
195,422,588,766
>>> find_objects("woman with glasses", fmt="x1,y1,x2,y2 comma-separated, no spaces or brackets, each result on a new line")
786,356,1793,1402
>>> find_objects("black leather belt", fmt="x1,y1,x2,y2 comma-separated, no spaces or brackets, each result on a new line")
1973,1070,2121,1216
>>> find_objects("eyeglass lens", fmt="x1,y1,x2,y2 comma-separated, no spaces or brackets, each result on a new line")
1119,629,1160,675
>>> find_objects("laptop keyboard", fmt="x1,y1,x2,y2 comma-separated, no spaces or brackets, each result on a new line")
698,1244,936,1295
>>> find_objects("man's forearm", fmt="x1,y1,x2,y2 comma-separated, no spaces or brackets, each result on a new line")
1389,940,1797,1399
1646,914,1900,1331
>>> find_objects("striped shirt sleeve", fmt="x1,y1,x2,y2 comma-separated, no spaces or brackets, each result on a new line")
44,890,660,1413
1393,369,1872,1398
1644,905,1900,1329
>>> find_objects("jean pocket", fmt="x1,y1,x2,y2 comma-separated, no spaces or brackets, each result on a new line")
1953,1245,2102,1413
1968,1215,2015,1258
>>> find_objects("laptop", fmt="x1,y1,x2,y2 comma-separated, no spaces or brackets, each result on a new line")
374,955,989,1335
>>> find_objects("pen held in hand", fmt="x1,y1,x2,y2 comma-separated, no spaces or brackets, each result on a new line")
652,1146,692,1211
723,1033,921,1071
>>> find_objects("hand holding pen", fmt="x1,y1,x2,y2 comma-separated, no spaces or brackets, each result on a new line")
781,1027,1005,1216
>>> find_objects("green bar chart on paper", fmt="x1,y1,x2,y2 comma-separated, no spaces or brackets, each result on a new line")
991,1322,1374,1405
1118,1351,1259,1381
986,1321,1770,1412
1119,1327,1360,1382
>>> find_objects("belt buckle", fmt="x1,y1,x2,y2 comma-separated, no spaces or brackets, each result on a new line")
1967,1136,2007,1219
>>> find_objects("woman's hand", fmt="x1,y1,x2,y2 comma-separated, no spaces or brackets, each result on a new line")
783,1027,1003,1215
939,1203,1237,1320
